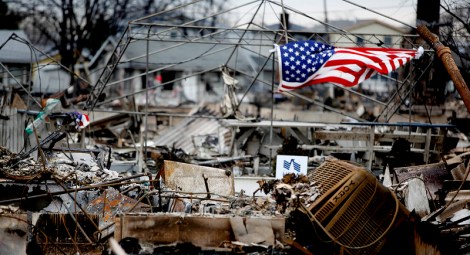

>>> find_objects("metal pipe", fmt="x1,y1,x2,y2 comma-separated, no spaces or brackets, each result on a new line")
417,24,470,113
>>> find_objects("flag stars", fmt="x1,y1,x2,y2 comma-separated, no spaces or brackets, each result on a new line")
278,40,340,85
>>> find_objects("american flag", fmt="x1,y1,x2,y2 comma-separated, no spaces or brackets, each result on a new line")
275,40,423,92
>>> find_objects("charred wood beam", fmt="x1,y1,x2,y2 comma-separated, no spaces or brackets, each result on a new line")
202,174,211,199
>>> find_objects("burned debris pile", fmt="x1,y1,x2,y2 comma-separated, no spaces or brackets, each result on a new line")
0,95,468,254
2,132,470,255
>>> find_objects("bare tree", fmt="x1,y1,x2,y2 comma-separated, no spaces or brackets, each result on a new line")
440,0,470,81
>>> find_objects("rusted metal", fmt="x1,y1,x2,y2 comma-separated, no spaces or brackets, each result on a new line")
85,189,150,223
417,24,470,113
114,213,285,248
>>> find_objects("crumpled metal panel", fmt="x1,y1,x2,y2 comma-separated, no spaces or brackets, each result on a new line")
163,160,234,196
85,188,150,222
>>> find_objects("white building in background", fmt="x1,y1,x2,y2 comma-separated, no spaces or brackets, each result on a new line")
314,19,409,97
0,30,33,91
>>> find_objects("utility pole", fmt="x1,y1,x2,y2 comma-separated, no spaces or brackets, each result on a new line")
323,0,329,43
417,25,470,113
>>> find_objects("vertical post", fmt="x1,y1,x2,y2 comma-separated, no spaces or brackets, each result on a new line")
144,26,151,171
417,25,470,113
424,128,432,164
323,0,330,43
367,125,375,171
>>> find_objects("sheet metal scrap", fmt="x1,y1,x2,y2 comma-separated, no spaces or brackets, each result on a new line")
85,188,151,223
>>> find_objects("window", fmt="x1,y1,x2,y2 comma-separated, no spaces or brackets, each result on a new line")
384,36,392,47
356,37,364,46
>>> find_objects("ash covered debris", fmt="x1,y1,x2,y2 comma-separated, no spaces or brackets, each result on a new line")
0,145,118,184
0,141,469,255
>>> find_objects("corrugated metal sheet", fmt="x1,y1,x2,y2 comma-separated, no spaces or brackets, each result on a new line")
153,109,232,155
0,106,27,153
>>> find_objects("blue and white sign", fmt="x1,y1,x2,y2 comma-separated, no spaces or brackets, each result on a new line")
276,155,308,179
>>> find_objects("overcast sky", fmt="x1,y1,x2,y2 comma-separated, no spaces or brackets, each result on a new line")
229,0,418,29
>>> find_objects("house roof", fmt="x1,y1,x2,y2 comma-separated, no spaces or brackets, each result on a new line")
121,34,274,72
0,30,33,64
312,19,406,34
344,19,407,34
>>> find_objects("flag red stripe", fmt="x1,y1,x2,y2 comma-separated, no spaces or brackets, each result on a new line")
277,41,419,92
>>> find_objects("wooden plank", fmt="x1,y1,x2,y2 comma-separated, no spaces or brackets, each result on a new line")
424,128,432,164
289,127,311,145
405,177,431,217
163,160,235,196
450,163,470,181
300,144,436,154
314,130,442,144
313,130,370,141
6,107,11,150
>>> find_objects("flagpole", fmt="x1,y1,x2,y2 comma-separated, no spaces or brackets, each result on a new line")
280,0,288,44
270,45,275,177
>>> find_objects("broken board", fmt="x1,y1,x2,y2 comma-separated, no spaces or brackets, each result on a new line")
162,160,235,196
